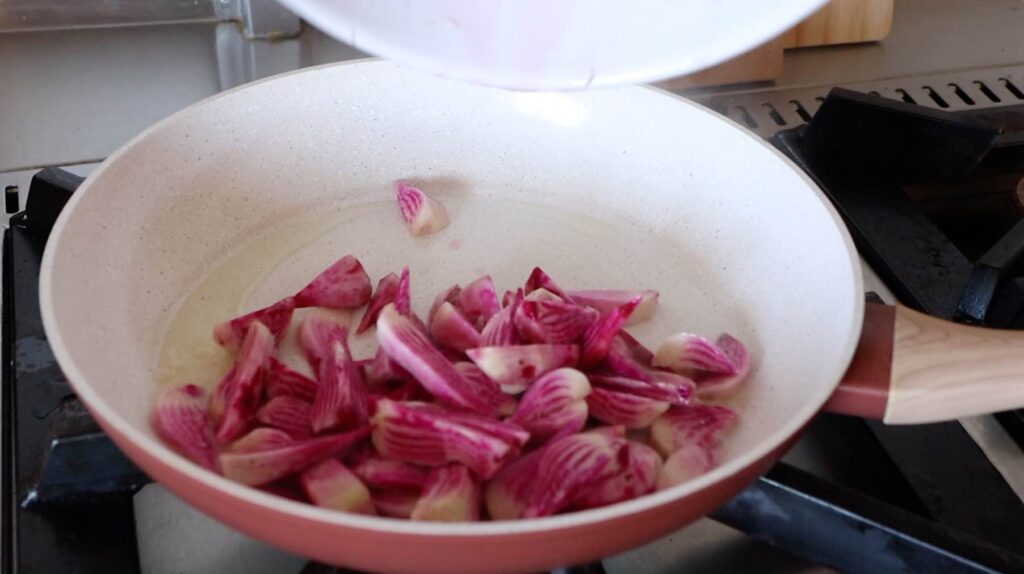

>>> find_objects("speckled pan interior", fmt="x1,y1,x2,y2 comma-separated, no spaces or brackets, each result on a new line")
39,60,862,571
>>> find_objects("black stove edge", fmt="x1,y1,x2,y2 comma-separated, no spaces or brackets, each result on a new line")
4,212,143,574
713,463,1024,574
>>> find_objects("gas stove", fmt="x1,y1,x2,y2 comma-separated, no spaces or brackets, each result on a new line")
5,88,1024,573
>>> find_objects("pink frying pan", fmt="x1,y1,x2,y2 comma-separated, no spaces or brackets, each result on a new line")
38,60,1024,574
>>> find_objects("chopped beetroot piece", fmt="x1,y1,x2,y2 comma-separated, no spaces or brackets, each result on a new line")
428,284,462,325
376,379,431,402
650,404,738,459
395,180,450,237
452,362,518,417
508,368,590,443
587,387,670,429
410,465,481,522
370,400,525,479
395,266,412,316
429,302,482,352
597,346,653,382
574,441,661,509
459,276,500,325
300,459,375,514
151,384,218,472
408,403,529,446
501,289,517,308
580,297,641,368
652,332,742,376
523,288,563,303
657,444,715,489
294,255,372,309
514,299,598,344
352,456,430,491
213,297,295,351
484,447,545,520
356,272,400,334
648,370,699,391
311,336,369,433
256,396,313,438
523,432,628,517
229,428,296,453
615,331,654,365
694,334,751,400
364,346,410,387
213,322,275,443
265,357,319,403
524,267,569,300
296,308,350,370
219,427,369,486
589,374,693,405
480,290,523,346
376,305,496,415
569,289,659,326
373,489,421,518
465,344,579,394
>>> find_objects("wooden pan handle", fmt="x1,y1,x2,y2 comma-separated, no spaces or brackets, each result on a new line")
826,303,1024,424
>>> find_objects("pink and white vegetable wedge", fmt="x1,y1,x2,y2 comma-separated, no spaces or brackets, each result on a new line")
657,444,715,489
580,297,641,368
294,255,372,309
452,362,518,417
569,289,659,326
300,459,376,515
524,267,569,300
589,374,693,405
410,465,481,522
256,396,313,438
311,336,369,432
356,272,399,335
265,357,319,403
650,404,739,459
524,431,628,517
213,321,275,443
296,308,350,370
395,180,450,237
652,332,745,377
352,456,430,491
213,296,295,351
151,384,218,472
480,289,522,346
694,334,751,400
459,275,500,325
373,490,421,519
219,427,369,486
514,299,598,344
586,386,670,429
507,368,590,442
229,427,295,453
376,304,496,415
429,302,482,352
484,447,545,520
363,347,409,387
370,400,527,479
574,441,662,509
465,344,579,394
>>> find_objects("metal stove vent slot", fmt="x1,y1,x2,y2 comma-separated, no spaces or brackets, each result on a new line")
694,68,1024,138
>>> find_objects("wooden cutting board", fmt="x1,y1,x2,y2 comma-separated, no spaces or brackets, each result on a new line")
657,38,784,90
781,0,894,48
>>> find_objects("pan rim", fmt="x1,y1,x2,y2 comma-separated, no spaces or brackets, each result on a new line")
38,58,864,537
